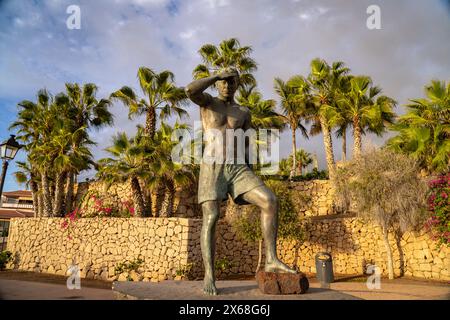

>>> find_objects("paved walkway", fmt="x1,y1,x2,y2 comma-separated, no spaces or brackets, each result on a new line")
328,281,449,300
0,279,115,300
112,279,450,300
0,275,448,300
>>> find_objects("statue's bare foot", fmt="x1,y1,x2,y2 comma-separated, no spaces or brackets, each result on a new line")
265,259,297,274
203,276,218,295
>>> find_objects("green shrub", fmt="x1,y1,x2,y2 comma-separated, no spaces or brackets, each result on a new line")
232,180,304,272
0,251,12,271
333,148,428,279
175,262,194,278
264,168,329,181
215,257,233,273
114,258,144,281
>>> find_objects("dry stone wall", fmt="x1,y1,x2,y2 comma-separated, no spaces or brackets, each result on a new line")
7,216,449,282
209,217,449,281
74,180,200,218
290,180,336,217
6,179,449,282
7,218,197,282
74,179,335,219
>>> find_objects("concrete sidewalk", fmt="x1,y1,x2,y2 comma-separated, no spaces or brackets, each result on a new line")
0,276,448,300
112,279,450,300
328,281,449,300
0,279,115,300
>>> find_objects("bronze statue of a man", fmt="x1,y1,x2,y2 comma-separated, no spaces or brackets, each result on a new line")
185,68,296,295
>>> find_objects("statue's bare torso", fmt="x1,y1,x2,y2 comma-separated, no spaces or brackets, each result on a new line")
199,95,250,132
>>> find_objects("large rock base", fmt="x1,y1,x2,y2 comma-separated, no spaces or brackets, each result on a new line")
256,271,309,295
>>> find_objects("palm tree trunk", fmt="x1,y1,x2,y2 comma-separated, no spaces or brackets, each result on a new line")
41,171,53,217
342,127,347,161
52,171,67,217
382,225,395,280
65,171,75,215
353,116,362,159
320,117,336,179
154,182,166,217
145,106,156,138
289,128,297,180
298,160,303,176
142,181,152,217
30,179,39,218
130,177,145,218
38,192,44,217
162,179,176,217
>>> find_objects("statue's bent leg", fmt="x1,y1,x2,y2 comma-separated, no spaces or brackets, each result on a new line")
240,186,296,274
201,200,220,295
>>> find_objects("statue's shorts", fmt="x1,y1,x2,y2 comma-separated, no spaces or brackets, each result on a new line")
198,163,266,205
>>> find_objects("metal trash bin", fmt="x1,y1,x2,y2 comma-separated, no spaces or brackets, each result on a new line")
315,252,334,287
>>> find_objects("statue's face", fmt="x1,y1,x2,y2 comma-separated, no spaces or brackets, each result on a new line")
216,76,239,99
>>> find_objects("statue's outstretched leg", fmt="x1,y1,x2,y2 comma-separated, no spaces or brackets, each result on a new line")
241,186,297,274
201,201,220,295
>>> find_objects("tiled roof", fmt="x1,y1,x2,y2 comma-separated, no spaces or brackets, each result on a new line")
2,190,32,199
0,208,35,219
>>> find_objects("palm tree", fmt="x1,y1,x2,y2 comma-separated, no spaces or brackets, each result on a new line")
278,149,313,176
236,85,284,171
23,91,62,217
325,76,352,162
236,85,284,129
13,160,40,217
338,76,396,158
274,76,311,179
387,80,450,173
10,90,51,217
45,122,94,217
98,132,151,217
10,85,112,217
111,68,187,138
295,149,313,175
308,59,350,179
61,83,114,214
193,38,257,89
111,68,187,215
335,122,351,162
149,122,196,217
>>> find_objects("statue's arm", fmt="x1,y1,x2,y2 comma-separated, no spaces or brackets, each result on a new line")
184,75,218,106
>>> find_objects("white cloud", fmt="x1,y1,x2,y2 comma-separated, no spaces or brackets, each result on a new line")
116,0,169,7
180,29,196,39
206,0,230,9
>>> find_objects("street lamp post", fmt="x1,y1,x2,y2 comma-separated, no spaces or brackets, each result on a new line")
0,135,23,203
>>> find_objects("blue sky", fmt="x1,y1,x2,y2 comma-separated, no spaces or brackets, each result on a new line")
0,0,449,191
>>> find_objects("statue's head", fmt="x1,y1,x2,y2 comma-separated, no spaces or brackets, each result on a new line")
215,67,240,100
